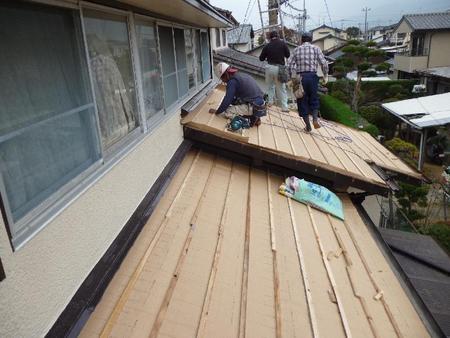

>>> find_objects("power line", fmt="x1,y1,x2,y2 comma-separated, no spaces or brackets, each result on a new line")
322,0,333,26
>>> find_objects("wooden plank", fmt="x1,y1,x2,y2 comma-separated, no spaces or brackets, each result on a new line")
196,163,234,337
99,151,204,338
306,205,353,338
157,158,233,338
245,169,276,338
266,173,282,338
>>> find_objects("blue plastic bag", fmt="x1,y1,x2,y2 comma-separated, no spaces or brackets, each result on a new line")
279,177,344,220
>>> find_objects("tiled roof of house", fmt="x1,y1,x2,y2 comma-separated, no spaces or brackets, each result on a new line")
403,11,450,31
214,47,265,76
310,24,344,33
417,66,450,79
227,24,253,44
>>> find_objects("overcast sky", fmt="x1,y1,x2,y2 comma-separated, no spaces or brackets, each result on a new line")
210,0,450,31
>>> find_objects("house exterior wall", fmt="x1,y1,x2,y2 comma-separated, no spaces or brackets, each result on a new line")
230,42,252,53
428,31,450,68
312,39,325,51
0,113,183,338
0,1,222,337
312,27,335,41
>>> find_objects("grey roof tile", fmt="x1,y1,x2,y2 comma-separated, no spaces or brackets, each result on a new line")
404,11,450,30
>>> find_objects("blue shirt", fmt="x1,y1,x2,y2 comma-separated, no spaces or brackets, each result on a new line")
216,72,264,114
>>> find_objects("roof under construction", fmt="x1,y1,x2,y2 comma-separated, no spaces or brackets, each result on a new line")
80,149,431,338
182,87,422,194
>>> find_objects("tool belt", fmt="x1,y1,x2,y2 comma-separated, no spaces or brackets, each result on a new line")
252,101,267,117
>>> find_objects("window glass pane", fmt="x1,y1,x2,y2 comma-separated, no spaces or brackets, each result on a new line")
194,30,203,83
135,20,163,121
222,30,226,46
174,28,188,97
84,10,138,149
185,30,195,89
200,31,211,81
0,2,100,225
215,28,220,47
158,26,178,107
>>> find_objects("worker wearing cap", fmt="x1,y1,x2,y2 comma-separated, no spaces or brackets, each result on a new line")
287,32,328,131
259,30,290,112
209,62,266,127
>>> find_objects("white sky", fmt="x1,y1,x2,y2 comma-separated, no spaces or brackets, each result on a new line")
210,0,450,31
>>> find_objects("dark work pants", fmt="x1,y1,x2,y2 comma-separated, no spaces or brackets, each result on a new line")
296,72,319,129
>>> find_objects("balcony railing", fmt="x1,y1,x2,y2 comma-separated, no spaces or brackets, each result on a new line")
396,48,429,57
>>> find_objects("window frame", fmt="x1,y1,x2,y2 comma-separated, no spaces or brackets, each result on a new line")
0,0,213,250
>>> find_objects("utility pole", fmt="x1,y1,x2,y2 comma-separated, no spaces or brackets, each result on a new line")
362,7,370,41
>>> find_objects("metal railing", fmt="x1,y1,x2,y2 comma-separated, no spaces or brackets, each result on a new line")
396,48,429,57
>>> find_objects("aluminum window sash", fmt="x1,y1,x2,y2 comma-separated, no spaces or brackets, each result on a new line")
80,6,105,159
128,13,147,133
155,24,168,114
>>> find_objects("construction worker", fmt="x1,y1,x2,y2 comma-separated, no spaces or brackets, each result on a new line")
209,62,266,127
287,31,328,132
259,30,290,112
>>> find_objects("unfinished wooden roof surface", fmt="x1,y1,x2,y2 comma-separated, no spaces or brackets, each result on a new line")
182,87,421,192
80,150,430,338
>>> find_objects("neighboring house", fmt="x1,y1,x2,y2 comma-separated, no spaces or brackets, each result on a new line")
368,24,405,45
312,33,347,53
0,1,229,337
213,47,267,91
393,11,450,79
311,24,348,41
416,66,450,94
211,6,239,49
227,24,254,52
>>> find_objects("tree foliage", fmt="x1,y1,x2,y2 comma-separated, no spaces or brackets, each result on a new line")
334,42,386,111
395,182,429,220
345,27,360,39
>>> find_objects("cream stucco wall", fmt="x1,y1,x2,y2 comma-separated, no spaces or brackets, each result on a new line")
428,31,450,68
0,113,183,338
312,28,334,41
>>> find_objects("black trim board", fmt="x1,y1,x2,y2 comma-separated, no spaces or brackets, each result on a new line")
46,140,192,338
350,195,445,338
184,126,390,196
0,257,5,282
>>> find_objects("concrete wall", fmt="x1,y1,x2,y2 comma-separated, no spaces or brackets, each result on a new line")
0,113,184,338
428,31,450,68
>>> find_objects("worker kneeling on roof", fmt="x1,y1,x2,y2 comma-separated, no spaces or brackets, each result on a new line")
209,62,266,127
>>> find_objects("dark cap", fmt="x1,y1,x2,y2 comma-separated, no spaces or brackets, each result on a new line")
269,30,279,39
301,31,313,42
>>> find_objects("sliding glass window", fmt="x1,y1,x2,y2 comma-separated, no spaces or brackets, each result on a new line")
185,29,196,90
135,20,164,121
174,28,189,98
200,31,211,81
83,10,139,149
158,26,178,108
0,2,100,243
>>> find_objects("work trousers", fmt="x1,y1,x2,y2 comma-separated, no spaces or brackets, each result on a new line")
265,64,288,111
296,72,319,120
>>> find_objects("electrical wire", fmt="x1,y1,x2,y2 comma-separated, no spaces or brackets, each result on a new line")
322,0,333,26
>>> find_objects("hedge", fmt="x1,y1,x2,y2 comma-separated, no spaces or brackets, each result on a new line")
327,79,418,105
319,94,379,136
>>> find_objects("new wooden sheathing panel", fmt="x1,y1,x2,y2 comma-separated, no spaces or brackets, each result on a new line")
182,88,421,184
80,150,430,338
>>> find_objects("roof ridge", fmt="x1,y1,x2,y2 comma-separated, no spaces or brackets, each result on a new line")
404,10,450,17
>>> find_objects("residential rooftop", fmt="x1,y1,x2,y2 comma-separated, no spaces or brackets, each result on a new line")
402,11,450,31
80,148,431,338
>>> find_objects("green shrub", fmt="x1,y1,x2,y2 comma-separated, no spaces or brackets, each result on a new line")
319,95,378,134
331,90,350,104
362,124,379,137
420,222,450,253
395,182,429,221
385,137,418,160
388,84,404,96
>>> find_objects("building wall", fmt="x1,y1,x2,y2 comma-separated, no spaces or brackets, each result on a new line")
211,27,228,49
312,39,325,51
312,28,335,41
0,113,183,338
231,42,252,53
428,31,450,68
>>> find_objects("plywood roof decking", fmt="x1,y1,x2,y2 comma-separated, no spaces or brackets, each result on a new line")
80,150,430,338
182,88,421,188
